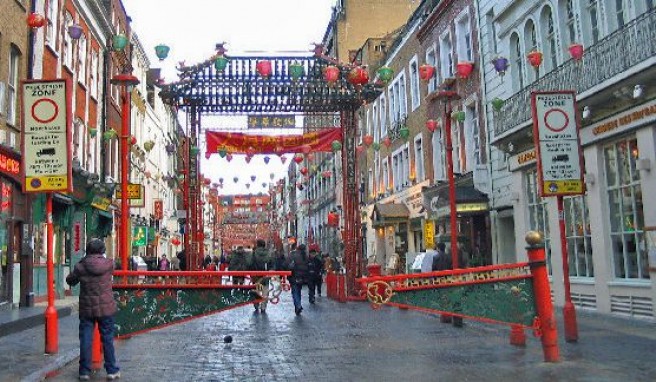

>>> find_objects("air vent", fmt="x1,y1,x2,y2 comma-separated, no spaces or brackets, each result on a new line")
571,292,597,309
610,295,653,318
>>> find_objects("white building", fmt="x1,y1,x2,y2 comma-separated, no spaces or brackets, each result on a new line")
478,0,656,318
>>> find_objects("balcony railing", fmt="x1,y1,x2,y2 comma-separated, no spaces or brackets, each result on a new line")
495,8,656,137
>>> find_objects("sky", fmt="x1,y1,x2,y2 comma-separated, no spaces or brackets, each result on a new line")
122,0,337,195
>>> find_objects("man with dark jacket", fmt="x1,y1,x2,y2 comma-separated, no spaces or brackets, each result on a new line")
229,246,252,284
287,243,310,315
66,238,120,381
251,239,272,313
307,244,323,298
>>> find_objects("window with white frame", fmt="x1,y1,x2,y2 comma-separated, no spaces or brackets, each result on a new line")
414,134,424,182
73,119,86,167
46,0,58,47
367,108,372,137
604,137,647,279
564,194,594,277
7,46,20,126
90,50,99,99
392,146,409,191
564,0,579,44
403,146,410,186
451,114,462,174
586,0,601,45
465,103,483,167
399,73,407,120
63,12,74,69
373,102,379,142
524,20,538,82
77,34,87,85
374,153,380,195
368,168,374,198
382,158,389,192
358,112,363,144
409,56,420,111
485,10,498,54
440,33,453,78
615,0,629,29
425,47,438,93
456,12,473,62
541,7,558,72
526,170,553,273
380,94,388,138
432,123,446,181
510,33,525,92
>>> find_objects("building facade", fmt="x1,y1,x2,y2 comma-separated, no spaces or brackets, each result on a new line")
479,0,656,318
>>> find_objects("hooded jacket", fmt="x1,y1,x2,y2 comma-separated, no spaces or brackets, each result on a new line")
66,253,117,318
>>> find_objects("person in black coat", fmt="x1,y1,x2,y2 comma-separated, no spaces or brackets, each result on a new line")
286,244,310,315
307,244,324,298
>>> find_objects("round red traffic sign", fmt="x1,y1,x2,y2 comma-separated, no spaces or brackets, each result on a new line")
543,108,569,132
31,98,59,124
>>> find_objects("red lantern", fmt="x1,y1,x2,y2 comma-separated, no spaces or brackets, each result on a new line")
363,135,374,146
323,65,340,83
426,119,438,132
419,64,435,81
293,154,304,164
327,212,339,227
348,66,369,86
204,178,211,186
130,135,137,145
527,51,543,68
27,13,46,28
300,167,309,176
171,237,181,246
456,61,474,79
256,60,272,78
568,43,584,61
382,137,392,148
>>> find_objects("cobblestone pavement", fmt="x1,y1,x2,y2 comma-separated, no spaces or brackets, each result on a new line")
44,291,656,382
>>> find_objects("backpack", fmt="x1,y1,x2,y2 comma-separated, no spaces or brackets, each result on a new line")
252,248,271,271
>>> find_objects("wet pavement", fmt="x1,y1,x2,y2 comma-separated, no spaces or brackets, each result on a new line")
40,290,656,382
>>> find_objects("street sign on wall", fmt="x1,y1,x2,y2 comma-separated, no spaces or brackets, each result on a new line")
21,79,72,193
531,91,584,197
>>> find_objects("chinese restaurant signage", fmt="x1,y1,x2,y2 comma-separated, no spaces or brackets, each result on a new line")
154,199,163,220
247,115,296,129
206,128,342,154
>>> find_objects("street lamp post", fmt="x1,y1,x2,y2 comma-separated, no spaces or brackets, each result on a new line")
435,79,461,268
110,73,139,271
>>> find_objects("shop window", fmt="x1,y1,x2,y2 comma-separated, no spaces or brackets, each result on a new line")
564,195,594,277
409,56,420,111
526,170,552,273
604,137,647,279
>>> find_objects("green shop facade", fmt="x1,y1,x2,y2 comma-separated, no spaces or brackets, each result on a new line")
31,169,114,303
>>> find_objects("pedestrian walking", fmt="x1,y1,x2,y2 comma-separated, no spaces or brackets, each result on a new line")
158,254,170,271
229,245,252,285
250,239,272,313
203,254,212,269
177,250,187,271
308,244,323,298
432,242,466,327
65,238,121,381
286,243,311,315
170,253,180,270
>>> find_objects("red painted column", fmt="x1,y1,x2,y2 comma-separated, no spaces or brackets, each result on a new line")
526,231,559,362
557,196,578,342
44,193,58,354
120,85,130,271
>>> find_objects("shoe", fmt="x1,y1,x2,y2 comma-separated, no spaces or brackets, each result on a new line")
309,299,315,304
260,308,266,314
295,307,303,315
107,371,121,380
79,376,90,381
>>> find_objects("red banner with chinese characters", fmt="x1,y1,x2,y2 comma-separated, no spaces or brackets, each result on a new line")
205,128,342,154
154,199,163,220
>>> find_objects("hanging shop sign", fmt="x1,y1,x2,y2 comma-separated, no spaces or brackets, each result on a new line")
424,220,435,249
247,115,296,129
154,199,163,220
0,151,21,181
115,184,145,207
90,196,112,211
580,99,656,146
206,128,342,154
21,79,72,193
132,226,148,247
531,91,584,197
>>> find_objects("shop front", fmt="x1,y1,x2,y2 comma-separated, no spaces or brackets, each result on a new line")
0,147,28,309
423,175,491,267
370,203,409,275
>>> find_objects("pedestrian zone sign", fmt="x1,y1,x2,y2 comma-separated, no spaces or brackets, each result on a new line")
21,79,72,193
531,91,584,197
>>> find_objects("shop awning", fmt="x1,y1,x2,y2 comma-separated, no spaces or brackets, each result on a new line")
371,203,410,227
423,182,489,219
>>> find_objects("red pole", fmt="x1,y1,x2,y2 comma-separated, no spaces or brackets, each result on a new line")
44,193,58,354
120,85,130,271
557,196,578,342
444,99,459,269
526,231,559,362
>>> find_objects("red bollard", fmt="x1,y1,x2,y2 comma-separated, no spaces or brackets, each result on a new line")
336,274,347,303
92,323,102,367
526,231,559,362
326,272,335,299
509,324,527,347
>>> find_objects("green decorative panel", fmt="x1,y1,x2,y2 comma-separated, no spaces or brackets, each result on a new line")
391,279,536,326
113,288,256,337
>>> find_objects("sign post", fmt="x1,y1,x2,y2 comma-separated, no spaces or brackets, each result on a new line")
21,79,72,354
531,90,582,342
